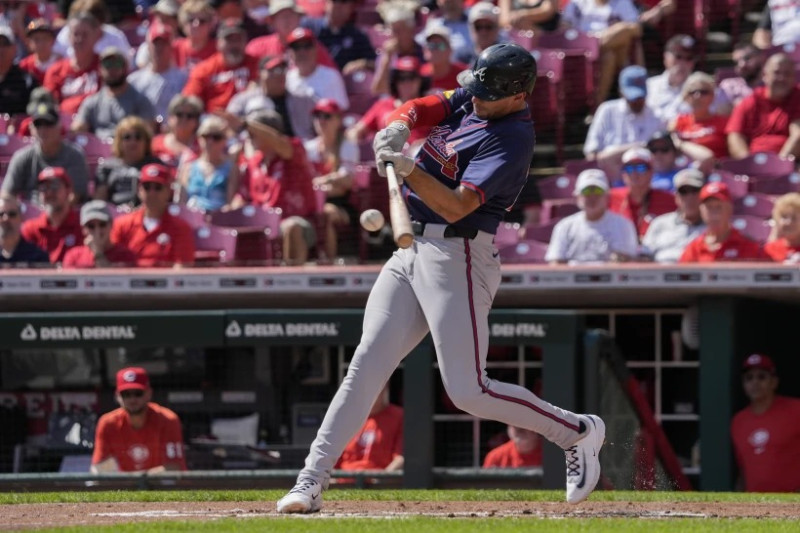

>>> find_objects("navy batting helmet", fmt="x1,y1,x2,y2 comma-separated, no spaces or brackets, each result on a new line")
457,43,537,101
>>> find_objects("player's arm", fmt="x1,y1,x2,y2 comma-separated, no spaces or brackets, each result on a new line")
160,415,187,471
373,93,454,154
403,166,481,223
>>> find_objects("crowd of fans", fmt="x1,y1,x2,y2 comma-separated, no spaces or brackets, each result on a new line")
0,0,796,268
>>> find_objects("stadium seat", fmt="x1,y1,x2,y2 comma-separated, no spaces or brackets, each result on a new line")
497,239,549,264
748,173,800,196
0,133,31,178
528,50,565,160
733,193,776,219
343,68,379,115
194,225,238,264
536,174,576,200
707,170,749,199
718,153,795,180
509,29,538,51
535,29,600,113
523,219,559,243
19,201,41,222
209,206,283,263
541,198,579,223
563,159,600,176
731,215,773,243
167,204,208,229
495,222,522,248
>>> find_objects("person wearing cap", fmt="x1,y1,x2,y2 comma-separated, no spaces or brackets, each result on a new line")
719,42,765,109
128,20,189,120
0,195,50,265
133,0,182,70
670,72,731,160
641,168,706,263
609,147,676,238
19,18,60,85
764,192,800,263
111,163,196,267
0,24,38,116
546,169,639,264
498,0,558,32
731,354,800,492
584,65,664,173
174,0,218,71
91,367,187,473
679,182,766,263
245,0,337,70
454,1,503,66
182,17,258,112
646,34,701,123
62,200,136,267
420,0,473,64
302,0,377,74
371,3,425,95
645,130,712,190
20,166,84,263
52,1,133,72
726,53,800,160
152,94,204,167
753,0,800,48
72,46,157,141
286,27,349,112
420,24,468,92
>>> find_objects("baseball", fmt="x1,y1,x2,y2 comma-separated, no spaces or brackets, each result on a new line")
359,209,385,232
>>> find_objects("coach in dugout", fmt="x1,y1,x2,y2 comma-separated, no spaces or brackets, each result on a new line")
92,367,187,473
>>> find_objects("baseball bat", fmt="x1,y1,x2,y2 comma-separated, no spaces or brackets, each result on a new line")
385,162,414,249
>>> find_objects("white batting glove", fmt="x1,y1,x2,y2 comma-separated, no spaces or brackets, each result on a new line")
376,149,415,179
372,121,410,155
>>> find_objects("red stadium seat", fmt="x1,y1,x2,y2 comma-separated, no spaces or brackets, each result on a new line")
209,206,283,263
540,198,579,223
167,203,208,229
707,170,749,199
522,219,559,243
733,193,776,219
0,133,32,178
497,239,549,264
748,173,800,196
495,222,522,248
528,50,565,161
731,215,773,243
194,225,238,264
563,159,600,176
343,68,379,115
535,29,600,113
718,153,795,180
536,174,576,200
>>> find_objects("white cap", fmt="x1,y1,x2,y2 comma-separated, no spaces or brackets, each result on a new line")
621,147,653,165
424,23,452,41
574,169,609,195
468,2,499,24
0,25,14,43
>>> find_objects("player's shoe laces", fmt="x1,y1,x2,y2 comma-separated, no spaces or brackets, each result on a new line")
565,414,605,504
276,477,323,513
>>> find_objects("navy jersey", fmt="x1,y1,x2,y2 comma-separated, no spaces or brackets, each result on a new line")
405,88,535,234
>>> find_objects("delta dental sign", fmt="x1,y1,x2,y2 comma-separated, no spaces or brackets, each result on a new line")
20,323,137,342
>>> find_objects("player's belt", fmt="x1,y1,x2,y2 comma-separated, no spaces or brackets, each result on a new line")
411,221,479,240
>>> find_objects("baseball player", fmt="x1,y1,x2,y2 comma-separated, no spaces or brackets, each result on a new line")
277,43,605,513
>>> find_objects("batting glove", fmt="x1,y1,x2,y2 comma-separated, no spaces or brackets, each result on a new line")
372,121,410,155
376,149,415,179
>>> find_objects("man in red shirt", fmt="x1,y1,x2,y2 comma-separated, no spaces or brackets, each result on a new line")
91,367,187,473
731,354,800,492
726,53,800,160
420,24,467,92
43,12,101,114
63,200,136,268
608,147,676,238
483,425,543,468
111,163,196,267
679,182,766,263
182,18,258,112
21,167,83,263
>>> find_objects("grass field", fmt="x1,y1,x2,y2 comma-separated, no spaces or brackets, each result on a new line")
3,490,799,532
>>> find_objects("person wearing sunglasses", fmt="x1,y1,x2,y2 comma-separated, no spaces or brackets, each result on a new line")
764,192,800,263
546,169,639,264
91,367,187,473
111,163,196,267
670,72,730,161
0,195,49,265
456,2,502,66
646,34,712,123
174,0,218,71
62,200,136,268
152,94,204,167
285,27,349,113
644,130,707,192
419,24,468,92
640,168,706,263
731,354,800,493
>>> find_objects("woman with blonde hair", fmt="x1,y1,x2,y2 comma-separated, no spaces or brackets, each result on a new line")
152,94,204,167
94,117,161,208
670,72,729,160
765,193,800,263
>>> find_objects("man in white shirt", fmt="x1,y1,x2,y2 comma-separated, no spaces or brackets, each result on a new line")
545,169,639,265
285,27,349,112
753,0,800,48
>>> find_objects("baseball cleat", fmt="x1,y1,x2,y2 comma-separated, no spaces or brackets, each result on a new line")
565,414,605,504
276,477,323,513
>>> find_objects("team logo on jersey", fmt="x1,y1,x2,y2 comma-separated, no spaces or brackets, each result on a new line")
128,444,151,464
474,67,487,82
422,125,461,180
748,429,769,454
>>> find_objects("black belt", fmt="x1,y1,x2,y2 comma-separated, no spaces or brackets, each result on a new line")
411,221,479,239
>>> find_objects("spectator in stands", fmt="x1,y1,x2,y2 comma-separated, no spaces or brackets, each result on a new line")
670,72,730,160
764,192,800,263
561,0,641,105
371,3,425,95
726,53,800,160
233,109,317,265
609,147,676,238
182,18,258,113
212,0,269,40
1,102,90,202
91,367,187,473
0,25,37,115
306,98,359,260
173,0,218,71
546,169,639,264
679,182,765,262
53,0,133,63
225,55,314,139
0,195,50,265
645,132,694,191
133,0,182,69
335,384,404,472
62,200,136,267
0,0,28,47
498,0,558,32
719,42,765,108
43,11,102,114
420,24,468,92
483,425,543,468
641,168,706,263
72,47,157,141
753,1,800,49
128,20,189,121
95,117,162,208
731,354,800,492
21,166,83,263
303,0,377,74
421,0,473,66
584,65,664,176
455,1,503,66
152,94,203,167
19,18,60,85
636,1,676,50
16,87,59,137
111,163,196,267
285,28,349,112
646,35,698,123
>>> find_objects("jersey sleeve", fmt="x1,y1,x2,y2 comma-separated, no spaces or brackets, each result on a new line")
91,417,111,465
160,413,187,470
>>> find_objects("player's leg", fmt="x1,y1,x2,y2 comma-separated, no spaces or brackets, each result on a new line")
277,250,430,513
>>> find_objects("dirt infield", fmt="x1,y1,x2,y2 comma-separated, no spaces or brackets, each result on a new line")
2,500,799,530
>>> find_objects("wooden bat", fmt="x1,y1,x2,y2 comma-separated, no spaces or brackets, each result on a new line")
385,162,414,249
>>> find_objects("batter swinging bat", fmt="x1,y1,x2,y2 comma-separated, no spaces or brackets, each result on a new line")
385,162,414,249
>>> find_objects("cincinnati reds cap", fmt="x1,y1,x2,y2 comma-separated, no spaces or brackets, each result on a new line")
313,98,341,115
140,163,173,186
699,181,732,203
742,353,776,373
621,147,653,166
38,166,72,188
116,367,150,392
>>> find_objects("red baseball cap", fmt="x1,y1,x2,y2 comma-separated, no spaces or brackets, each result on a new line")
147,19,173,41
313,98,341,114
742,353,776,373
140,163,173,185
286,27,315,46
38,166,72,188
116,367,150,392
699,181,731,203
392,55,421,74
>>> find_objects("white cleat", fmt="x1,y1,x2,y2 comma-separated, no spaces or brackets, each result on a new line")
565,414,605,504
276,477,323,513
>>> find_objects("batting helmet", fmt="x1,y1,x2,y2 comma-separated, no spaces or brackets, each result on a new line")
456,43,537,101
